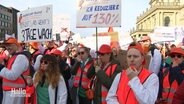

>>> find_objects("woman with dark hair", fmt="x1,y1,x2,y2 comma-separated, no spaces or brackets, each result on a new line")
34,54,67,104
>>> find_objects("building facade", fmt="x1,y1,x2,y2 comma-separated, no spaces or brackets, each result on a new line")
0,4,19,40
130,0,184,40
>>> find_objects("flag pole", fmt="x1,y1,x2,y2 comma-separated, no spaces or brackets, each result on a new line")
96,27,98,59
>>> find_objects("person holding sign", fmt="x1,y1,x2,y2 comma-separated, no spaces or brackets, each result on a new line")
106,42,159,104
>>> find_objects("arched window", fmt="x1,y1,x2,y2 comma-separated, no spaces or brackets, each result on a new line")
164,16,170,26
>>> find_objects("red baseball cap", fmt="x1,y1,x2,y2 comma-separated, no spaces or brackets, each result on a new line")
170,47,184,56
97,44,112,54
50,49,62,56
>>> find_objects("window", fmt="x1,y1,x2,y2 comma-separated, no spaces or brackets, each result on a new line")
164,16,170,26
5,22,8,27
5,30,8,34
1,21,4,26
1,14,4,19
8,16,11,20
8,23,11,27
139,34,141,37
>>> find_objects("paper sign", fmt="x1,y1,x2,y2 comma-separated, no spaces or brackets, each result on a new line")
76,0,121,27
17,5,53,42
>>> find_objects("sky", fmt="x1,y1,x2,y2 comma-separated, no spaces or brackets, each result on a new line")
0,0,149,37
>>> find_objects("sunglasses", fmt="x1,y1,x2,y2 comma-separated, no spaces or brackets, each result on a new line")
78,51,85,55
40,60,49,64
170,54,182,58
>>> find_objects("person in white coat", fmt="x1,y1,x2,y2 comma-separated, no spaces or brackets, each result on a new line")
106,42,159,104
33,54,67,104
0,37,29,104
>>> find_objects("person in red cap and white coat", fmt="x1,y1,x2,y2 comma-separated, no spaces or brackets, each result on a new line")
106,42,159,104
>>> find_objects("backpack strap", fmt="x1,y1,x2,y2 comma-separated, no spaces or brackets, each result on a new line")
21,74,28,86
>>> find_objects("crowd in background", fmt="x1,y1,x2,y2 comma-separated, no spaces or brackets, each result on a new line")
0,35,184,104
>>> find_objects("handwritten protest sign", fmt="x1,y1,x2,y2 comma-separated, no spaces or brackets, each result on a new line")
76,0,121,28
17,5,53,42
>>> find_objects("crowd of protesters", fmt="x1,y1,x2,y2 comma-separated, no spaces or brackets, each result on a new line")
0,35,184,104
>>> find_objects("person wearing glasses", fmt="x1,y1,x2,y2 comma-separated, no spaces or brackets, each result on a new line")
156,47,184,104
106,42,159,104
93,44,122,104
71,46,95,104
33,54,67,104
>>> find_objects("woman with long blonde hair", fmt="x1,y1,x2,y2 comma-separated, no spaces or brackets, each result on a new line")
34,54,67,104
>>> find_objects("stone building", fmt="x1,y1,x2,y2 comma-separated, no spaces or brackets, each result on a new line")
130,0,184,40
0,4,19,40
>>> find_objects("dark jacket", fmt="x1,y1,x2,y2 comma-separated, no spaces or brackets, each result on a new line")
71,58,95,79
70,58,95,104
59,59,72,104
158,62,184,99
172,81,184,104
93,60,122,104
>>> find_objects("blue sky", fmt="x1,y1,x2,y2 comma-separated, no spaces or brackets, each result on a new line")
1,0,149,37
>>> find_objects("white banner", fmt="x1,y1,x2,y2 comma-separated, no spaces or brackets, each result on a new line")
175,26,184,43
53,14,70,34
53,14,70,41
151,27,175,43
17,5,53,42
80,36,111,50
76,0,121,28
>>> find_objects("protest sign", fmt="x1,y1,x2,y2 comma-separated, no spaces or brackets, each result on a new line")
150,26,175,43
17,5,53,42
76,0,121,27
53,14,70,41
